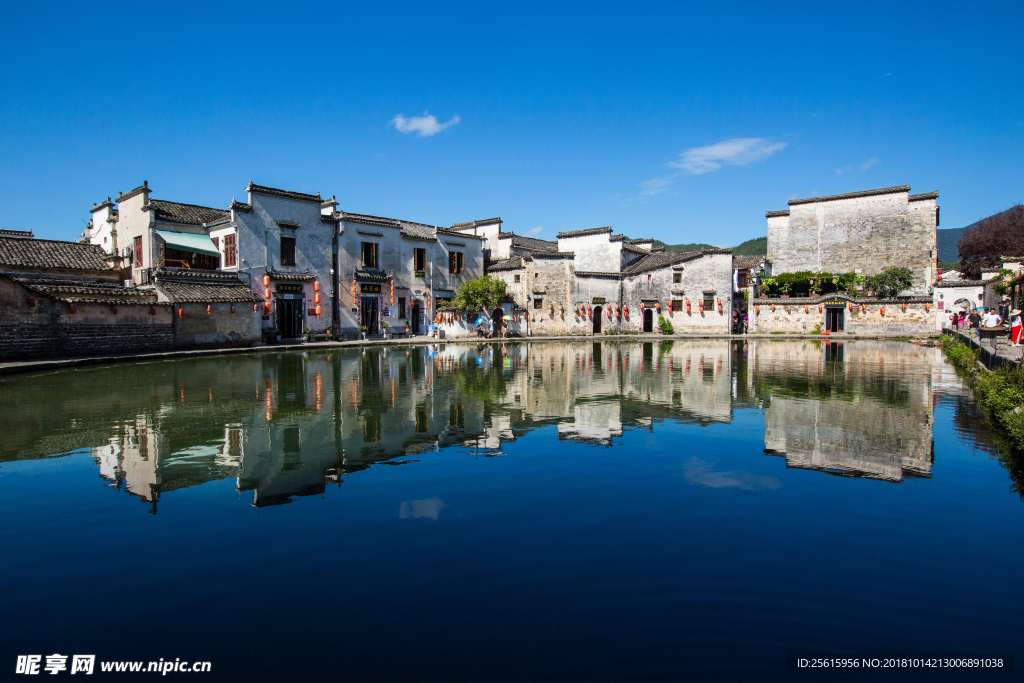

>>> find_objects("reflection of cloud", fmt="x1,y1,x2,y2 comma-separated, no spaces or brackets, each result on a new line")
399,496,445,519
683,457,780,490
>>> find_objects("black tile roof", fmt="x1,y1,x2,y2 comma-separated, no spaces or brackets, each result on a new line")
117,182,149,203
556,227,613,238
0,237,112,271
935,280,986,287
354,267,391,282
148,199,230,226
266,268,316,282
788,185,912,206
485,257,526,272
247,182,322,203
733,255,764,269
508,234,557,251
620,248,731,276
153,268,262,303
450,217,502,229
909,191,939,202
8,274,154,303
0,229,33,238
765,210,791,217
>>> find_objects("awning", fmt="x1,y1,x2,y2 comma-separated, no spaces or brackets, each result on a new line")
155,230,221,257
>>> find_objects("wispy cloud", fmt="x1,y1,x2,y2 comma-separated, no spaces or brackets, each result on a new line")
861,158,879,171
670,137,787,175
640,174,680,197
524,226,543,237
390,112,460,137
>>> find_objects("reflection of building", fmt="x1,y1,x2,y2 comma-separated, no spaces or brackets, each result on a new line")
3,338,956,509
755,340,935,482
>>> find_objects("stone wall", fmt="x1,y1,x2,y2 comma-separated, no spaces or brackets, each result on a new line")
767,188,938,294
752,296,934,335
171,302,261,348
0,278,174,360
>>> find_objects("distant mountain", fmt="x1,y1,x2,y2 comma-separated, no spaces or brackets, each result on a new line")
652,236,767,255
936,228,964,264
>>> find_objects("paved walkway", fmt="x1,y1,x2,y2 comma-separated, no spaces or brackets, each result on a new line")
0,331,940,377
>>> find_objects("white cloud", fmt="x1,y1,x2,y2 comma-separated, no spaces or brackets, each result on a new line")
670,137,787,175
390,112,460,137
640,174,679,197
861,158,879,171
836,168,844,176
524,226,543,237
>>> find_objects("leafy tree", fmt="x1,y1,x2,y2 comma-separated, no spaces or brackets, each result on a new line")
443,275,508,315
657,315,674,334
864,266,914,297
957,205,1024,279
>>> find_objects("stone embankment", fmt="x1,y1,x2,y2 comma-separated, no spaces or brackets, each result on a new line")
0,330,940,378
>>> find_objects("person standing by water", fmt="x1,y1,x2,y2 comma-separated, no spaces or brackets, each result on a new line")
1011,308,1022,347
969,308,982,339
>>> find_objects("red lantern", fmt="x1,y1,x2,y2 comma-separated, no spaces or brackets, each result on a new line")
667,300,672,314
263,302,271,314
861,304,866,313
901,303,906,311
805,306,809,313
254,304,258,312
230,305,236,314
771,304,776,311
316,305,322,316
26,297,36,308
686,299,691,313
880,307,885,315
786,306,791,313
639,302,644,311
755,306,760,313
111,306,118,315
68,304,76,315
607,307,612,320
314,281,320,292
264,288,271,299
263,275,270,287
624,305,629,317
926,303,931,311
655,303,661,312
717,299,722,313
178,308,184,317
315,292,321,304
150,306,157,316
818,304,822,312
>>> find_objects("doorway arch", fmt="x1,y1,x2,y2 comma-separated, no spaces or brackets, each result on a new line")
643,308,653,333
593,306,602,334
491,307,504,337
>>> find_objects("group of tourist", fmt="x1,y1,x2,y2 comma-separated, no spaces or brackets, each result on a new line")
950,302,1023,346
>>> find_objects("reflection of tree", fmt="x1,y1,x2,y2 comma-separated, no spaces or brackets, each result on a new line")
452,351,509,403
949,394,1024,501
755,373,910,407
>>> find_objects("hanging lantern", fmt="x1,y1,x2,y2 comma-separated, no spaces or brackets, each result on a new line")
880,307,885,315
150,306,157,316
717,299,722,313
771,303,776,311
655,302,661,312
230,305,236,314
264,288,271,299
315,292,321,304
316,305,322,316
68,304,76,315
351,280,357,300
818,304,823,312
686,299,691,313
861,304,866,313
314,281,320,292
901,303,906,311
178,308,184,318
849,302,854,312
667,301,672,314
639,302,644,311
699,300,705,314
254,303,258,312
805,306,809,313
786,306,791,313
755,306,760,313
607,307,612,320
26,297,36,308
264,301,271,314
624,305,629,317
206,304,211,314
263,274,270,287
111,306,118,315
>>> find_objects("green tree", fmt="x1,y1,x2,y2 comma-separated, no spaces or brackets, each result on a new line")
864,266,914,297
445,275,508,315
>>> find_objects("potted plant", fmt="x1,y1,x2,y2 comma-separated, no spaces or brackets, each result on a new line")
382,321,391,340
301,327,310,342
359,325,368,340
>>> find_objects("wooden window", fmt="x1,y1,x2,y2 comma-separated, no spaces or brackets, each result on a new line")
448,251,464,274
703,292,714,310
514,274,521,283
672,299,684,311
212,237,220,268
362,242,378,268
534,298,543,310
281,236,296,266
133,236,143,268
414,248,426,271
224,234,237,267
673,272,682,284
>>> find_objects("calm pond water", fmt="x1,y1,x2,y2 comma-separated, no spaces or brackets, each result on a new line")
1,340,1022,681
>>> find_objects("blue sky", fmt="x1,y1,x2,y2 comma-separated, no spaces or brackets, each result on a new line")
1,1,1021,246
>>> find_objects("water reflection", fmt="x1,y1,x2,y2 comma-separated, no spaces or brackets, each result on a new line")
0,339,1017,509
